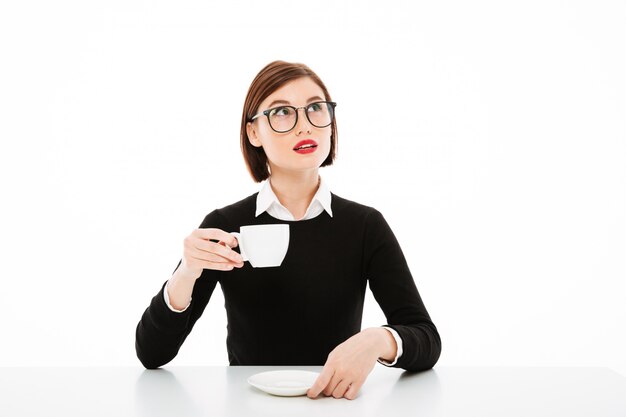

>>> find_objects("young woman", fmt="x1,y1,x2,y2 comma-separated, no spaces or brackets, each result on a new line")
135,60,442,400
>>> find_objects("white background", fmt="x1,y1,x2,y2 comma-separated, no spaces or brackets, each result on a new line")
1,1,624,377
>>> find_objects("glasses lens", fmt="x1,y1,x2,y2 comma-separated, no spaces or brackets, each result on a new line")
268,106,297,132
306,102,334,128
267,102,334,132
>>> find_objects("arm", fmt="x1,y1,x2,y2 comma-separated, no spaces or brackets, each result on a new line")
134,210,223,369
163,278,192,313
364,209,442,372
377,326,403,366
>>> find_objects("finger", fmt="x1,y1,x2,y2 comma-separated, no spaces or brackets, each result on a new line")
194,228,239,248
194,239,243,264
190,238,226,256
323,373,342,397
187,247,232,263
190,256,240,271
207,240,243,263
307,367,335,398
344,381,362,400
332,379,352,399
188,246,242,264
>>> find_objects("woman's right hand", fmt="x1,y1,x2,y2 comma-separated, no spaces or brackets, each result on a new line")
178,228,245,280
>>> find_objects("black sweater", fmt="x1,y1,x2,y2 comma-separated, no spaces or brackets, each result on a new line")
135,192,442,371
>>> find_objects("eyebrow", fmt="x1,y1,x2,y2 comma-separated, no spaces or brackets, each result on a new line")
267,95,324,108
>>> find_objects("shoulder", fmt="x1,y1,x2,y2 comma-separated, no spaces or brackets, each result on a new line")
198,193,258,228
330,192,383,222
330,193,394,241
216,192,258,217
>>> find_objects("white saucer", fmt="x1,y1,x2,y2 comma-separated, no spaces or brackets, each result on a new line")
247,370,320,397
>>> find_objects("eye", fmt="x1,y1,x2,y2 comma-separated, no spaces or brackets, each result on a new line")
307,102,323,112
270,106,293,117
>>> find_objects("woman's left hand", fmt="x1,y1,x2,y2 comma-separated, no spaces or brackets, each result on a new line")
306,328,395,400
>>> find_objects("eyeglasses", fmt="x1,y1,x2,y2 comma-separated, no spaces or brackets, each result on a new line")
249,101,337,133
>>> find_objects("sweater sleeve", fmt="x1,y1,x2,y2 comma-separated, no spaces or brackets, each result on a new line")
364,209,442,372
134,209,224,369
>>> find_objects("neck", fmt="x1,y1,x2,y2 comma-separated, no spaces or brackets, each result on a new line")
267,168,321,219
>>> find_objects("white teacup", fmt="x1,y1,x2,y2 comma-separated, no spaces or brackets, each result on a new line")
229,224,290,268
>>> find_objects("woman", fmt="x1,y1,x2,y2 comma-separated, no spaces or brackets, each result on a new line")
135,60,442,400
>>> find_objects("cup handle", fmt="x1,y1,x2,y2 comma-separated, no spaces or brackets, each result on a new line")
228,232,248,262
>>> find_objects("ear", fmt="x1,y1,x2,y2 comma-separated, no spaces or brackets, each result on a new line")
246,122,262,148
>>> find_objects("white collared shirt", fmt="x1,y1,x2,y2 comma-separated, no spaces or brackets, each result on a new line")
255,175,333,221
164,175,403,366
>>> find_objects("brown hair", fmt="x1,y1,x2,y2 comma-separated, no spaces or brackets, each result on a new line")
240,60,338,182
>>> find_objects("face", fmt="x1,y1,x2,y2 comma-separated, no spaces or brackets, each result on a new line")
246,77,332,176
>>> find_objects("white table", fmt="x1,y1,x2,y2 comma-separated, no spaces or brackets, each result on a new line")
1,366,624,416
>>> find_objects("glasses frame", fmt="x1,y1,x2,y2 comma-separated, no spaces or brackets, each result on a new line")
249,101,337,133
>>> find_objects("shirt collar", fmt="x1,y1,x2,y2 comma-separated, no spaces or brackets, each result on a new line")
255,175,333,218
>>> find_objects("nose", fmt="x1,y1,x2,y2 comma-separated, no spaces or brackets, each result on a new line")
294,107,312,135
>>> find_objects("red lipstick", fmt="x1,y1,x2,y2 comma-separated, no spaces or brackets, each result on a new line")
293,139,318,154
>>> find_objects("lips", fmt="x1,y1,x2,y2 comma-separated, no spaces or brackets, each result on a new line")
293,139,318,151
